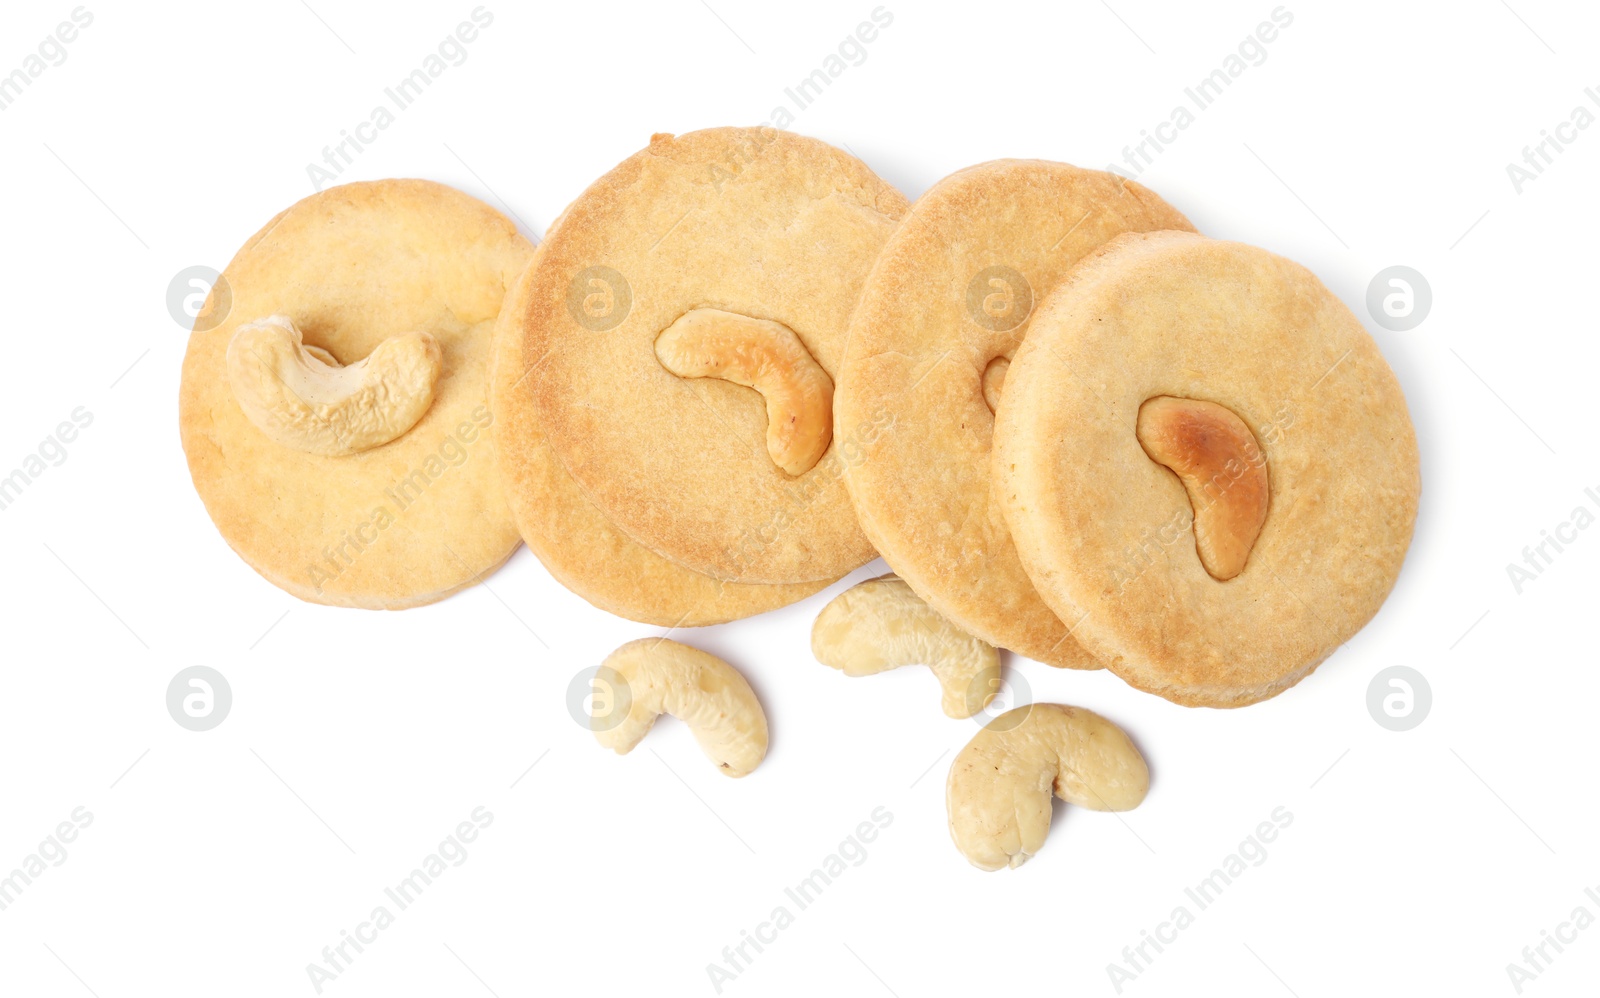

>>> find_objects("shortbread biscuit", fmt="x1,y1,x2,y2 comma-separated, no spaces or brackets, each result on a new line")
180,180,531,609
994,231,1420,706
835,161,1194,668
522,128,909,585
492,243,832,624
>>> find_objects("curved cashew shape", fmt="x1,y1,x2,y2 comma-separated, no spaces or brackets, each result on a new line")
227,315,442,457
946,704,1149,871
654,308,833,476
592,638,768,778
1136,396,1269,580
811,574,1001,718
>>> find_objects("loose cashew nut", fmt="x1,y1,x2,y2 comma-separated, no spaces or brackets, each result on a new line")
946,704,1148,871
1136,395,1269,580
811,574,1001,718
981,356,1009,414
654,308,833,475
227,315,442,457
591,638,768,778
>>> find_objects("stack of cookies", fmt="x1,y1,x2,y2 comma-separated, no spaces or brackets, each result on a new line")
831,152,1419,708
180,126,1419,711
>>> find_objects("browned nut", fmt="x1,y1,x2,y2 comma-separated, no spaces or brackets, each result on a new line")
1135,395,1269,580
654,308,833,475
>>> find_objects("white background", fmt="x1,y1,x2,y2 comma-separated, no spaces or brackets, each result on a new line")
1,0,1596,995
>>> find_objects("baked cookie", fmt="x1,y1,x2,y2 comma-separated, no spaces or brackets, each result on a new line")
994,231,1420,707
834,160,1194,668
180,179,532,609
521,128,909,585
491,238,832,625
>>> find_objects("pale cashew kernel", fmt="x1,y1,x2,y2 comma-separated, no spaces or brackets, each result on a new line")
811,574,1000,719
1136,395,1270,581
981,356,1009,414
591,638,768,778
946,704,1149,871
227,315,442,457
654,308,833,476
302,344,338,366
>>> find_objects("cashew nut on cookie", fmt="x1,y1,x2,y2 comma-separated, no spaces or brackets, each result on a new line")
811,574,1001,718
947,704,1149,871
227,315,442,457
590,638,768,778
654,308,833,475
1136,395,1269,580
981,356,1009,414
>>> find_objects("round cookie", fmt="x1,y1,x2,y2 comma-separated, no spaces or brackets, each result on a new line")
522,128,910,585
180,179,532,609
994,231,1420,707
835,160,1194,668
492,240,833,625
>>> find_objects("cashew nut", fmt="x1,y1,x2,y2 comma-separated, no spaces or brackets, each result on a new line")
591,638,768,778
654,308,833,475
226,315,442,457
982,356,1008,414
1136,396,1270,580
811,574,1001,718
946,704,1148,871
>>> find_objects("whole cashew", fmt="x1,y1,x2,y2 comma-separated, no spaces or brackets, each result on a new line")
591,638,768,778
654,308,833,476
1136,395,1269,580
811,574,1001,718
227,315,442,456
947,704,1149,871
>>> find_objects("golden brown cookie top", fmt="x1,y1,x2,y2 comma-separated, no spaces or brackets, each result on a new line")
995,231,1421,707
521,128,909,585
490,241,832,626
179,179,531,609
